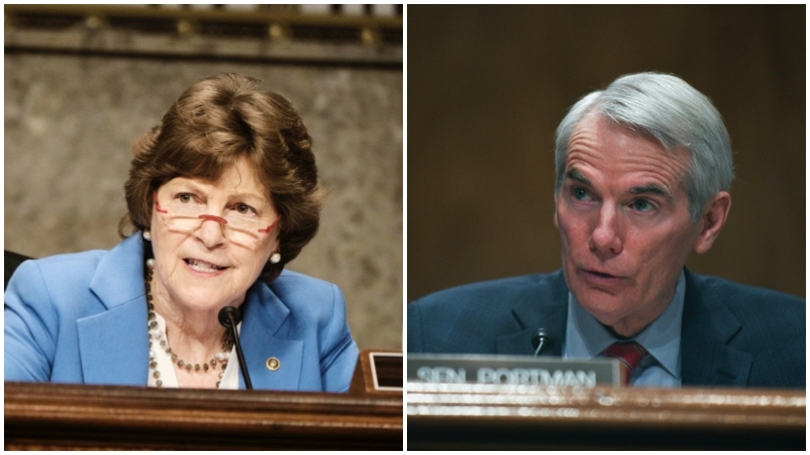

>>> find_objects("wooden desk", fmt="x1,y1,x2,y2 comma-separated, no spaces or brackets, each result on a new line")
408,382,805,450
5,350,403,450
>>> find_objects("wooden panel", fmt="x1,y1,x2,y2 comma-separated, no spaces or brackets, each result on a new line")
5,381,402,450
407,382,805,450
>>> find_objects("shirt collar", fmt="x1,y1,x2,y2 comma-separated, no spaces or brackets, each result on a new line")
563,270,685,379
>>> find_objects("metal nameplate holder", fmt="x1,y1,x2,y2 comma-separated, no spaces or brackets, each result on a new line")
408,354,622,387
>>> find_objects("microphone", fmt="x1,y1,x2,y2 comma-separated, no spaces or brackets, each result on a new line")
531,328,555,357
218,306,253,390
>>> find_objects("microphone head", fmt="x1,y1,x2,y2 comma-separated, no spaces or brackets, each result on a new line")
531,328,554,351
218,306,241,328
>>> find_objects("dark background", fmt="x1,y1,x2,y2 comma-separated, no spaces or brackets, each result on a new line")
407,5,805,301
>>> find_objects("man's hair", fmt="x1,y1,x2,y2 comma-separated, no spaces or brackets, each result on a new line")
120,72,324,282
553,72,734,220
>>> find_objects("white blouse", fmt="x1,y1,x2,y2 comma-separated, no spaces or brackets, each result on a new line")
147,311,240,389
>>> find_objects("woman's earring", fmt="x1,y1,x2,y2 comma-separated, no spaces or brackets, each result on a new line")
270,253,281,264
143,230,151,241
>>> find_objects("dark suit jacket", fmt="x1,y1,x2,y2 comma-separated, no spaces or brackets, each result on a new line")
408,269,805,388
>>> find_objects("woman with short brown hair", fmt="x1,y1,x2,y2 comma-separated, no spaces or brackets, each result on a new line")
6,73,359,391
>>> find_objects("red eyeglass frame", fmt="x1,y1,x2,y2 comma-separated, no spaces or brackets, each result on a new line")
152,191,280,234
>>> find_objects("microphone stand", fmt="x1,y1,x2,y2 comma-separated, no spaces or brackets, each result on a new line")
532,328,555,358
219,306,253,390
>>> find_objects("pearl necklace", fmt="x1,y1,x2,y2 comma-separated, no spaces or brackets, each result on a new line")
145,261,233,388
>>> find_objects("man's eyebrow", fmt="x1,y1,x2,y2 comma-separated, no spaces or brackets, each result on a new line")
629,184,673,202
565,169,673,202
565,168,591,186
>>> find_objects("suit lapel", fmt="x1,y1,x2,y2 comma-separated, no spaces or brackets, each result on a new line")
681,269,752,387
496,271,568,357
77,300,149,385
238,281,304,390
79,234,149,385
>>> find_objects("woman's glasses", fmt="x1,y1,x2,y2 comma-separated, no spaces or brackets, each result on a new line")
153,192,279,249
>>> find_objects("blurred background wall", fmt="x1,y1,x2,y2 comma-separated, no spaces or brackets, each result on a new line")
408,5,804,301
4,4,403,350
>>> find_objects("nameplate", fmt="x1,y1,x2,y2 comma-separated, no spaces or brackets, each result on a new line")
369,352,403,391
408,354,621,387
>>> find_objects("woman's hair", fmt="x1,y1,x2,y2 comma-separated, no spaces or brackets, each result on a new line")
120,72,324,282
553,72,734,221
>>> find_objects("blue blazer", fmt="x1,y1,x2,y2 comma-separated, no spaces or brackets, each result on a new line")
5,234,359,392
408,270,805,389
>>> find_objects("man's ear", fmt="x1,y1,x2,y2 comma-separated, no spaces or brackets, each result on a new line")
553,193,560,229
693,191,731,254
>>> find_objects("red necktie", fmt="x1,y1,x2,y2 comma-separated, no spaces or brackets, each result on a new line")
602,342,648,386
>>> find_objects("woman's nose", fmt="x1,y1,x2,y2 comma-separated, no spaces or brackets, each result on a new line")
195,215,228,247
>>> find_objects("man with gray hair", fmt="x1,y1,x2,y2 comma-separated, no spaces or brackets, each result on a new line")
408,72,804,388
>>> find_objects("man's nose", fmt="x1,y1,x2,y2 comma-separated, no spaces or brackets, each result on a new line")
589,204,623,256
